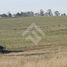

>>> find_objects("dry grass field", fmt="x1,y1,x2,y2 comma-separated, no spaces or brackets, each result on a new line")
0,49,67,67
0,16,67,67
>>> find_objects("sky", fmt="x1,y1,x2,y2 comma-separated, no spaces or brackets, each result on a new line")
0,0,67,14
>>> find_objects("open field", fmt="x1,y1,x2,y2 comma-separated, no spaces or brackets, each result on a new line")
0,16,67,67
0,16,67,49
0,49,67,67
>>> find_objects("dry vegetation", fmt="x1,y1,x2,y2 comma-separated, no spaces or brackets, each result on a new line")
0,16,67,67
0,49,67,67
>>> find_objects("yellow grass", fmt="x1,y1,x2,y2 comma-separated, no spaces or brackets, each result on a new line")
0,16,67,67
0,52,67,67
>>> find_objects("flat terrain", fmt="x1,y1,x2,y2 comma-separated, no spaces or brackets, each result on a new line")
0,16,67,67
0,16,67,49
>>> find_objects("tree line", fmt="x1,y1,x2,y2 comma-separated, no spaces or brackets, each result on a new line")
0,9,66,18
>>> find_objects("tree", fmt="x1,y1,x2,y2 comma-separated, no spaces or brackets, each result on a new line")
26,11,34,16
15,12,21,17
54,11,60,16
34,13,40,16
0,14,8,17
8,12,12,17
47,9,53,16
61,13,66,16
44,12,49,16
40,9,44,16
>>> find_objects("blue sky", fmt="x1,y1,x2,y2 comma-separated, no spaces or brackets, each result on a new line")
0,0,67,14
